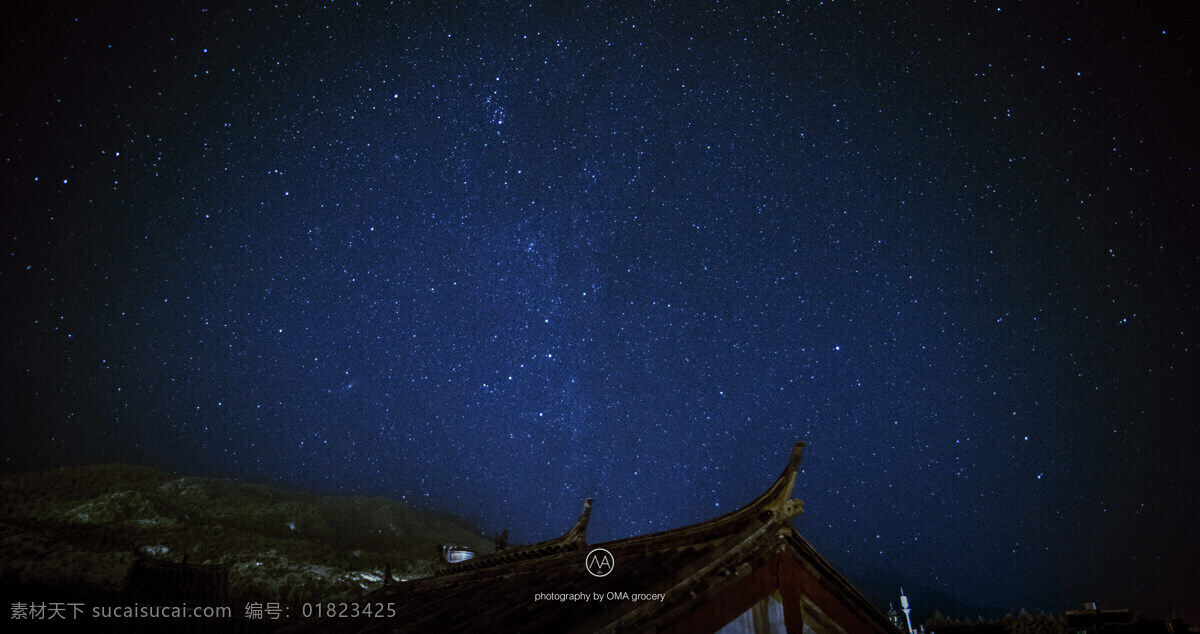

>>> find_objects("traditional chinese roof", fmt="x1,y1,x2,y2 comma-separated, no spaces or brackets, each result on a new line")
294,442,894,633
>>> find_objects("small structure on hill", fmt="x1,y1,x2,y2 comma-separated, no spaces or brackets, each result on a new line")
299,442,895,633
438,544,476,564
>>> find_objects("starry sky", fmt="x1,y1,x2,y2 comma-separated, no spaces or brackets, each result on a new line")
3,0,1197,621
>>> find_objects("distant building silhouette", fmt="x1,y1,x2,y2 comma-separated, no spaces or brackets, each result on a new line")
1067,603,1133,634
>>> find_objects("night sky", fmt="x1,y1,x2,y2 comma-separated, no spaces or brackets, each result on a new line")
4,1,1198,621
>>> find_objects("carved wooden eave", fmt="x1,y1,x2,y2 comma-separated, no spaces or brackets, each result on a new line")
601,440,807,553
434,498,593,576
738,439,806,523
581,442,809,633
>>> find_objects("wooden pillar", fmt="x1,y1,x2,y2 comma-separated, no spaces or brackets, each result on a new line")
776,553,807,633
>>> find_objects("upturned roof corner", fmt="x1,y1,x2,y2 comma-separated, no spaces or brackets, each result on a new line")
763,441,806,521
561,498,593,545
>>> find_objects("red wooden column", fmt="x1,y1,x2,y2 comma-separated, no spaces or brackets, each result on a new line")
776,552,807,633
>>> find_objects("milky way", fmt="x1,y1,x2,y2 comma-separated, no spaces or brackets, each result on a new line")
3,1,1197,619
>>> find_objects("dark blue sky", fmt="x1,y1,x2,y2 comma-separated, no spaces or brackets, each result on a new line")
4,0,1197,621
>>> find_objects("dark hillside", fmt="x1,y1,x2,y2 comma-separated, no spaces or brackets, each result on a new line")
0,464,492,605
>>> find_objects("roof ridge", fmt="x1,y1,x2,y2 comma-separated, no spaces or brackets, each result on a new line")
434,498,592,577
